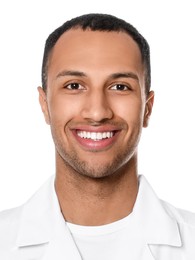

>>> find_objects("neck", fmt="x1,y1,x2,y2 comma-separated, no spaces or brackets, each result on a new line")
55,154,139,226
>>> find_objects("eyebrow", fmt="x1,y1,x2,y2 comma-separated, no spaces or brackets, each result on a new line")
109,72,139,81
56,70,87,78
56,70,139,81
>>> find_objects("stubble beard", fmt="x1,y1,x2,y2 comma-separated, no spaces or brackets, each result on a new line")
55,135,139,180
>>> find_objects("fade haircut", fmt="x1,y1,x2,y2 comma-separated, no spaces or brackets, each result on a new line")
42,13,151,93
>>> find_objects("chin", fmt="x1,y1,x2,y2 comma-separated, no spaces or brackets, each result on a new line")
69,157,130,180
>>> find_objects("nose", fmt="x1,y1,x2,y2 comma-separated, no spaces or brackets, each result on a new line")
81,91,113,123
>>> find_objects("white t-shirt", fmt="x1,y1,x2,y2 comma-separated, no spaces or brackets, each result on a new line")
66,213,145,260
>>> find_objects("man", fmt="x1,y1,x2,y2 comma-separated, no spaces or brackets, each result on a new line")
0,13,195,260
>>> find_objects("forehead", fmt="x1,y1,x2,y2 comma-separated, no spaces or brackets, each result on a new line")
48,29,143,80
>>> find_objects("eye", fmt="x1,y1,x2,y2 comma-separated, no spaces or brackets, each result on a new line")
110,84,131,91
64,83,84,90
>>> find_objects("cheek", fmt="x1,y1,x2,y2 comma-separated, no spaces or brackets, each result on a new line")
48,95,82,124
111,96,144,124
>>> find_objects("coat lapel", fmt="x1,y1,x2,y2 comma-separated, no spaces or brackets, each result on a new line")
142,245,156,260
15,176,82,260
131,176,182,259
41,212,82,260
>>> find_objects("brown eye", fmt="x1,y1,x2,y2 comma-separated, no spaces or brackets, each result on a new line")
111,84,130,91
66,83,80,89
64,82,85,90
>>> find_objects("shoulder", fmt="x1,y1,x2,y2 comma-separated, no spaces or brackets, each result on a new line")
161,200,195,242
0,206,23,249
0,205,23,221
0,176,55,234
161,200,195,227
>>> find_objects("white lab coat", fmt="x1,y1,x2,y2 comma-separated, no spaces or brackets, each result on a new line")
0,175,195,260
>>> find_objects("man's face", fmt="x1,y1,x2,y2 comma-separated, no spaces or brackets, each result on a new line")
39,29,154,178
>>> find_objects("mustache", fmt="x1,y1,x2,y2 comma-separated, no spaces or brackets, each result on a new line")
68,119,126,128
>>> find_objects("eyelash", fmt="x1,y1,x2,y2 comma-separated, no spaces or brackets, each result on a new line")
64,82,84,90
110,84,131,91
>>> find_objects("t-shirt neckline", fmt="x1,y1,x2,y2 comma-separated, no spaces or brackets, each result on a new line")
66,212,133,237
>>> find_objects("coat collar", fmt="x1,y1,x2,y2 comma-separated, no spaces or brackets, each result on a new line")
131,176,182,246
16,176,81,259
16,176,56,247
15,175,182,259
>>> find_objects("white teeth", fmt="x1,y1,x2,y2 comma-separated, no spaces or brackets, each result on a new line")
77,131,114,141
84,131,87,138
102,132,107,138
91,132,96,140
96,133,102,140
107,132,111,138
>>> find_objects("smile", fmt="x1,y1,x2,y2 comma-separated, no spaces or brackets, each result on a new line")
77,131,114,141
72,128,120,150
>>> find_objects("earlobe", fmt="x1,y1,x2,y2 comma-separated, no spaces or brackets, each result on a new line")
143,91,154,128
37,87,50,125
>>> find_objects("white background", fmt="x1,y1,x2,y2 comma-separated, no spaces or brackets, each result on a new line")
0,0,195,212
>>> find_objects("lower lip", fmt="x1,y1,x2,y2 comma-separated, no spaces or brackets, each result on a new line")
72,131,120,151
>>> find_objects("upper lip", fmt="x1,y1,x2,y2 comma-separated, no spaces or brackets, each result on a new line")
70,125,122,132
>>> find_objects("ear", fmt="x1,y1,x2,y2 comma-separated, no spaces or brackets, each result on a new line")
37,87,50,125
143,91,154,128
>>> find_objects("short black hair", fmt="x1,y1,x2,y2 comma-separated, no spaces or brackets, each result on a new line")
42,13,151,93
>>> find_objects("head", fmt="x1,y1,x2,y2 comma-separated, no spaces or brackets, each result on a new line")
38,13,154,179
